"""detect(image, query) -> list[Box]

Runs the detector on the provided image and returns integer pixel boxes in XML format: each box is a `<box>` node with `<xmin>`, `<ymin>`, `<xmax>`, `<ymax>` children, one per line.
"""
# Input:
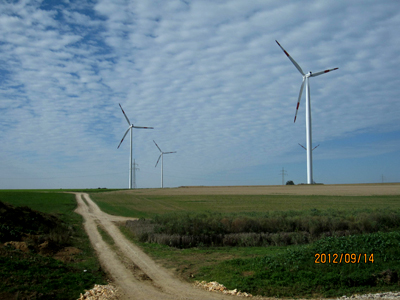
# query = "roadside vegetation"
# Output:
<box><xmin>126</xmin><ymin>209</ymin><xmax>400</xmax><ymax>248</ymax></box>
<box><xmin>0</xmin><ymin>191</ymin><xmax>109</xmax><ymax>300</ymax></box>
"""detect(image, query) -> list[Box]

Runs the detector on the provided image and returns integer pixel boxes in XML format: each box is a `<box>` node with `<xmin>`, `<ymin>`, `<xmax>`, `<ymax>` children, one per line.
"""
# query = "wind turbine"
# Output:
<box><xmin>117</xmin><ymin>103</ymin><xmax>153</xmax><ymax>189</ymax></box>
<box><xmin>153</xmin><ymin>140</ymin><xmax>176</xmax><ymax>188</ymax></box>
<box><xmin>276</xmin><ymin>40</ymin><xmax>338</xmax><ymax>184</ymax></box>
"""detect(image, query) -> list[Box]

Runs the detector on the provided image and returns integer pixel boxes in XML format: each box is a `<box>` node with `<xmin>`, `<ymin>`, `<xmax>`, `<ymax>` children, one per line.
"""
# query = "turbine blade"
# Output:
<box><xmin>310</xmin><ymin>67</ymin><xmax>338</xmax><ymax>77</ymax></box>
<box><xmin>312</xmin><ymin>144</ymin><xmax>320</xmax><ymax>151</ymax></box>
<box><xmin>164</xmin><ymin>151</ymin><xmax>176</xmax><ymax>154</ymax></box>
<box><xmin>119</xmin><ymin>103</ymin><xmax>131</xmax><ymax>125</ymax></box>
<box><xmin>153</xmin><ymin>140</ymin><xmax>162</xmax><ymax>152</ymax></box>
<box><xmin>298</xmin><ymin>143</ymin><xmax>307</xmax><ymax>150</ymax></box>
<box><xmin>155</xmin><ymin>154</ymin><xmax>162</xmax><ymax>167</ymax></box>
<box><xmin>276</xmin><ymin>40</ymin><xmax>305</xmax><ymax>76</ymax></box>
<box><xmin>117</xmin><ymin>127</ymin><xmax>130</xmax><ymax>149</ymax></box>
<box><xmin>133</xmin><ymin>126</ymin><xmax>154</xmax><ymax>129</ymax></box>
<box><xmin>294</xmin><ymin>77</ymin><xmax>305</xmax><ymax>123</ymax></box>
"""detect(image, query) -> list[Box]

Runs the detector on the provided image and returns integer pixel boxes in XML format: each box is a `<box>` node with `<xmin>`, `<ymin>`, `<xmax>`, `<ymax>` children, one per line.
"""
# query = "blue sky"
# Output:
<box><xmin>1</xmin><ymin>0</ymin><xmax>399</xmax><ymax>189</ymax></box>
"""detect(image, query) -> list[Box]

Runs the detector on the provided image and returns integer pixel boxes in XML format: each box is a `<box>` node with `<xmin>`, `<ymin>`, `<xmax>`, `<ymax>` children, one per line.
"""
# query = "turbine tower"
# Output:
<box><xmin>276</xmin><ymin>40</ymin><xmax>338</xmax><ymax>184</ymax></box>
<box><xmin>117</xmin><ymin>103</ymin><xmax>153</xmax><ymax>189</ymax></box>
<box><xmin>153</xmin><ymin>140</ymin><xmax>176</xmax><ymax>188</ymax></box>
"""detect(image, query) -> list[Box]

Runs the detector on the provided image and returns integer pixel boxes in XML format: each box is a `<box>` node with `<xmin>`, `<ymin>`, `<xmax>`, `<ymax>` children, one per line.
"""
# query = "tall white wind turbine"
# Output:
<box><xmin>117</xmin><ymin>103</ymin><xmax>153</xmax><ymax>189</ymax></box>
<box><xmin>276</xmin><ymin>40</ymin><xmax>338</xmax><ymax>184</ymax></box>
<box><xmin>153</xmin><ymin>140</ymin><xmax>176</xmax><ymax>188</ymax></box>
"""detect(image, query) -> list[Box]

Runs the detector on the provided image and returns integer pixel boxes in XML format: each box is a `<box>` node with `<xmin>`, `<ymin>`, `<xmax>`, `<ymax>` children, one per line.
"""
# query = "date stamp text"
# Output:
<box><xmin>315</xmin><ymin>253</ymin><xmax>374</xmax><ymax>264</ymax></box>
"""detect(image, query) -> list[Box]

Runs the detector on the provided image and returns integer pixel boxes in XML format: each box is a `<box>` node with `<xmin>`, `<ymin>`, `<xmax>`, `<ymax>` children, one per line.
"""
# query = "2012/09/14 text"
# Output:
<box><xmin>315</xmin><ymin>253</ymin><xmax>374</xmax><ymax>264</ymax></box>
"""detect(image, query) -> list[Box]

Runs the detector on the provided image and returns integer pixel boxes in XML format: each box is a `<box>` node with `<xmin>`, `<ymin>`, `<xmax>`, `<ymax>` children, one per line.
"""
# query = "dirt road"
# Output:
<box><xmin>74</xmin><ymin>193</ymin><xmax>269</xmax><ymax>300</ymax></box>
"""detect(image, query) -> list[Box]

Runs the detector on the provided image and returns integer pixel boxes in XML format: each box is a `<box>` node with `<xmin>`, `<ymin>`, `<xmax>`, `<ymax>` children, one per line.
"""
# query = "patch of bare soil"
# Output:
<box><xmin>54</xmin><ymin>246</ymin><xmax>82</xmax><ymax>263</ymax></box>
<box><xmin>112</xmin><ymin>183</ymin><xmax>400</xmax><ymax>196</ymax></box>
<box><xmin>74</xmin><ymin>193</ymin><xmax>283</xmax><ymax>300</ymax></box>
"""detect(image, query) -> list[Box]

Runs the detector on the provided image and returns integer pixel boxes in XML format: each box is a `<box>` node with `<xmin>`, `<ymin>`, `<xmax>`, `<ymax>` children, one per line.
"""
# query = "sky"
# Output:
<box><xmin>1</xmin><ymin>0</ymin><xmax>400</xmax><ymax>189</ymax></box>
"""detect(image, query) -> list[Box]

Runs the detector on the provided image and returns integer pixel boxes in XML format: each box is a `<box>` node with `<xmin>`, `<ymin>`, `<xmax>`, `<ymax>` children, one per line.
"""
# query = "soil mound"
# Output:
<box><xmin>0</xmin><ymin>200</ymin><xmax>75</xmax><ymax>258</ymax></box>
<box><xmin>0</xmin><ymin>201</ymin><xmax>65</xmax><ymax>241</ymax></box>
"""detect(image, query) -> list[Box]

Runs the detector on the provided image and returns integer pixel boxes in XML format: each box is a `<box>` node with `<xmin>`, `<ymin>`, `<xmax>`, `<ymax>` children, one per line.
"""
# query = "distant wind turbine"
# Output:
<box><xmin>276</xmin><ymin>40</ymin><xmax>338</xmax><ymax>184</ymax></box>
<box><xmin>153</xmin><ymin>140</ymin><xmax>176</xmax><ymax>188</ymax></box>
<box><xmin>298</xmin><ymin>143</ymin><xmax>319</xmax><ymax>151</ymax></box>
<box><xmin>117</xmin><ymin>103</ymin><xmax>153</xmax><ymax>189</ymax></box>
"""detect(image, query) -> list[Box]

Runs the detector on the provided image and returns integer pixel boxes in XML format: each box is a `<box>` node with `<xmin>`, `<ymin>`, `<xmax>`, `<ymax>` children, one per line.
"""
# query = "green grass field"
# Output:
<box><xmin>90</xmin><ymin>192</ymin><xmax>400</xmax><ymax>218</ymax></box>
<box><xmin>0</xmin><ymin>190</ymin><xmax>75</xmax><ymax>215</ymax></box>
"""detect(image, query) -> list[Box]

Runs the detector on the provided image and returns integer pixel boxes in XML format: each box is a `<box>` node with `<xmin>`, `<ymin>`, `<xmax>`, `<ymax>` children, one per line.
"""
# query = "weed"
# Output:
<box><xmin>97</xmin><ymin>224</ymin><xmax>115</xmax><ymax>246</ymax></box>
<box><xmin>126</xmin><ymin>209</ymin><xmax>400</xmax><ymax>248</ymax></box>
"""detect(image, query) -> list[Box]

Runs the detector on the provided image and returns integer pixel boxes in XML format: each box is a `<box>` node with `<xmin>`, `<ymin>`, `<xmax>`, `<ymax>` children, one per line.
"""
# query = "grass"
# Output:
<box><xmin>0</xmin><ymin>190</ymin><xmax>108</xmax><ymax>299</ymax></box>
<box><xmin>195</xmin><ymin>232</ymin><xmax>400</xmax><ymax>298</ymax></box>
<box><xmin>0</xmin><ymin>191</ymin><xmax>76</xmax><ymax>215</ymax></box>
<box><xmin>97</xmin><ymin>224</ymin><xmax>115</xmax><ymax>246</ymax></box>
<box><xmin>89</xmin><ymin>192</ymin><xmax>400</xmax><ymax>218</ymax></box>
<box><xmin>0</xmin><ymin>249</ymin><xmax>103</xmax><ymax>299</ymax></box>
